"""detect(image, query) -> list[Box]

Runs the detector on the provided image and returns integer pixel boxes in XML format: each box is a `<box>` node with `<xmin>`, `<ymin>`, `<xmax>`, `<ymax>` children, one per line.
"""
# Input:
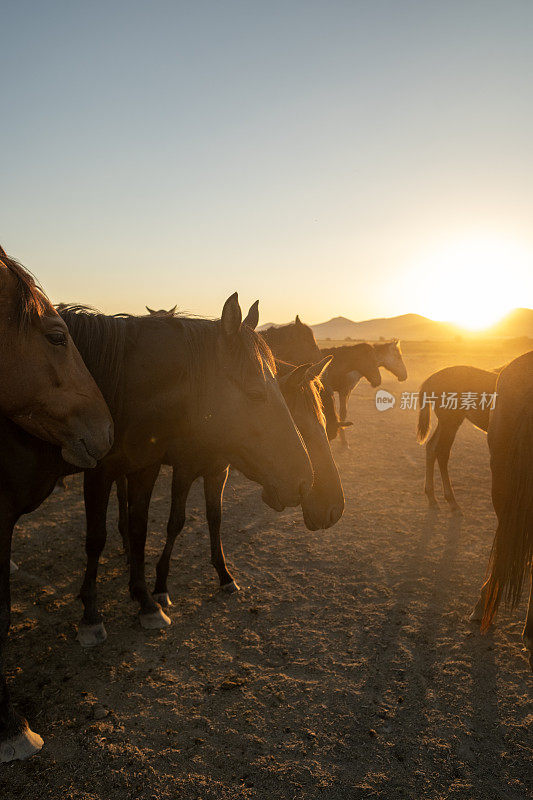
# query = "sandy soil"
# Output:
<box><xmin>2</xmin><ymin>343</ymin><xmax>532</xmax><ymax>799</ymax></box>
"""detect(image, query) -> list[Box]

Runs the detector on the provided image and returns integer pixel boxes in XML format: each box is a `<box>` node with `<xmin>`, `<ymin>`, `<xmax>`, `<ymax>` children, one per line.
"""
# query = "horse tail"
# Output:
<box><xmin>482</xmin><ymin>406</ymin><xmax>533</xmax><ymax>630</ymax></box>
<box><xmin>417</xmin><ymin>379</ymin><xmax>432</xmax><ymax>443</ymax></box>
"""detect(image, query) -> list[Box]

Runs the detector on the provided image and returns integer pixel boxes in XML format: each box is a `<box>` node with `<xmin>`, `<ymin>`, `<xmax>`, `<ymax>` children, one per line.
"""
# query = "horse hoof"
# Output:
<box><xmin>152</xmin><ymin>592</ymin><xmax>172</xmax><ymax>608</ymax></box>
<box><xmin>468</xmin><ymin>608</ymin><xmax>483</xmax><ymax>624</ymax></box>
<box><xmin>0</xmin><ymin>727</ymin><xmax>44</xmax><ymax>762</ymax></box>
<box><xmin>77</xmin><ymin>621</ymin><xmax>107</xmax><ymax>647</ymax></box>
<box><xmin>9</xmin><ymin>560</ymin><xmax>18</xmax><ymax>574</ymax></box>
<box><xmin>221</xmin><ymin>580</ymin><xmax>240</xmax><ymax>593</ymax></box>
<box><xmin>139</xmin><ymin>606</ymin><xmax>171</xmax><ymax>629</ymax></box>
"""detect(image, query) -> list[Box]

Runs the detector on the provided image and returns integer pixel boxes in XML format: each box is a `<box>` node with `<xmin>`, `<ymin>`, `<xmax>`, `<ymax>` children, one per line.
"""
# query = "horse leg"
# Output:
<box><xmin>127</xmin><ymin>464</ymin><xmax>171</xmax><ymax>629</ymax></box>
<box><xmin>435</xmin><ymin>418</ymin><xmax>462</xmax><ymax>511</ymax></box>
<box><xmin>115</xmin><ymin>475</ymin><xmax>129</xmax><ymax>559</ymax></box>
<box><xmin>204</xmin><ymin>468</ymin><xmax>238</xmax><ymax>591</ymax></box>
<box><xmin>522</xmin><ymin>566</ymin><xmax>533</xmax><ymax>669</ymax></box>
<box><xmin>424</xmin><ymin>423</ymin><xmax>440</xmax><ymax>507</ymax></box>
<box><xmin>338</xmin><ymin>392</ymin><xmax>350</xmax><ymax>448</ymax></box>
<box><xmin>0</xmin><ymin>513</ymin><xmax>43</xmax><ymax>762</ymax></box>
<box><xmin>153</xmin><ymin>468</ymin><xmax>193</xmax><ymax>608</ymax></box>
<box><xmin>77</xmin><ymin>468</ymin><xmax>113</xmax><ymax>647</ymax></box>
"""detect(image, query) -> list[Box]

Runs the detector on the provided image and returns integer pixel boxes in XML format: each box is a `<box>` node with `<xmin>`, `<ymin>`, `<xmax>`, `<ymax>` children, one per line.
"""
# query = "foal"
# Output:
<box><xmin>417</xmin><ymin>365</ymin><xmax>499</xmax><ymax>510</ymax></box>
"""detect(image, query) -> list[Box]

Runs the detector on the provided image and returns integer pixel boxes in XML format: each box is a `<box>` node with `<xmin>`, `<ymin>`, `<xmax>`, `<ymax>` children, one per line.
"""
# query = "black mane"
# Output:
<box><xmin>58</xmin><ymin>305</ymin><xmax>276</xmax><ymax>417</ymax></box>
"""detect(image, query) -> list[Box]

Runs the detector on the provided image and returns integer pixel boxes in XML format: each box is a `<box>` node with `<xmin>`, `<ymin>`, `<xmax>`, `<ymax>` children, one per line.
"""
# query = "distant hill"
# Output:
<box><xmin>259</xmin><ymin>308</ymin><xmax>533</xmax><ymax>341</ymax></box>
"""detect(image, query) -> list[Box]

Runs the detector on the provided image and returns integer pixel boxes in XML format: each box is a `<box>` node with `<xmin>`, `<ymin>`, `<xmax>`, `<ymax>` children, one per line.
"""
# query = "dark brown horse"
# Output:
<box><xmin>261</xmin><ymin>315</ymin><xmax>321</xmax><ymax>364</ymax></box>
<box><xmin>0</xmin><ymin>247</ymin><xmax>112</xmax><ymax>466</ymax></box>
<box><xmin>319</xmin><ymin>342</ymin><xmax>386</xmax><ymax>446</ymax></box>
<box><xmin>468</xmin><ymin>351</ymin><xmax>533</xmax><ymax>669</ymax></box>
<box><xmin>417</xmin><ymin>366</ymin><xmax>499</xmax><ymax>510</ymax></box>
<box><xmin>116</xmin><ymin>348</ymin><xmax>345</xmax><ymax>612</ymax></box>
<box><xmin>260</xmin><ymin>313</ymin><xmax>352</xmax><ymax>439</ymax></box>
<box><xmin>0</xmin><ymin>294</ymin><xmax>312</xmax><ymax>762</ymax></box>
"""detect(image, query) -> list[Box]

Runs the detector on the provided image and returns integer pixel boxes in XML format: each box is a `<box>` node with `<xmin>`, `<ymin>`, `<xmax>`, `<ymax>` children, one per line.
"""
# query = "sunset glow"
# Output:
<box><xmin>405</xmin><ymin>235</ymin><xmax>533</xmax><ymax>330</ymax></box>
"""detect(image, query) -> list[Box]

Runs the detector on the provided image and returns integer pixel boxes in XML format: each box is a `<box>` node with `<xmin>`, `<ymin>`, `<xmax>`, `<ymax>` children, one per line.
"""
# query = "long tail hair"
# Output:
<box><xmin>417</xmin><ymin>379</ymin><xmax>432</xmax><ymax>443</ymax></box>
<box><xmin>482</xmin><ymin>406</ymin><xmax>533</xmax><ymax>630</ymax></box>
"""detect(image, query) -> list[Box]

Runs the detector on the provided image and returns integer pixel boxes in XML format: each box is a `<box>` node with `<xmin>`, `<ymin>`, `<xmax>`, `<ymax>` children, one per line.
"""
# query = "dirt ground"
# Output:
<box><xmin>3</xmin><ymin>341</ymin><xmax>532</xmax><ymax>799</ymax></box>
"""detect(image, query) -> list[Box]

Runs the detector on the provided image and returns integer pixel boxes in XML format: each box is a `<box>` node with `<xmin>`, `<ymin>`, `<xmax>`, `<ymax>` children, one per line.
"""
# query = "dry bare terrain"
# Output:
<box><xmin>3</xmin><ymin>341</ymin><xmax>532</xmax><ymax>799</ymax></box>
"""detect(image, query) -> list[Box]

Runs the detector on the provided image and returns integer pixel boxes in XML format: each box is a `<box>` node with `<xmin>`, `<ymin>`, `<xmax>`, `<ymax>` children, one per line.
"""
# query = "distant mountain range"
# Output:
<box><xmin>258</xmin><ymin>308</ymin><xmax>533</xmax><ymax>341</ymax></box>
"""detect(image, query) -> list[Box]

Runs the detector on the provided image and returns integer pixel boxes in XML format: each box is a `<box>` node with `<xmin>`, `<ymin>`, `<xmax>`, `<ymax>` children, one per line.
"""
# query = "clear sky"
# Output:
<box><xmin>2</xmin><ymin>1</ymin><xmax>532</xmax><ymax>326</ymax></box>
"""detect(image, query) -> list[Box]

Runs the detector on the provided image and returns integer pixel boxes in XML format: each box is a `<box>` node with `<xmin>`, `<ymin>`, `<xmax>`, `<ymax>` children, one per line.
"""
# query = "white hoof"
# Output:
<box><xmin>139</xmin><ymin>606</ymin><xmax>171</xmax><ymax>629</ymax></box>
<box><xmin>152</xmin><ymin>592</ymin><xmax>172</xmax><ymax>608</ymax></box>
<box><xmin>0</xmin><ymin>727</ymin><xmax>44</xmax><ymax>762</ymax></box>
<box><xmin>77</xmin><ymin>621</ymin><xmax>107</xmax><ymax>647</ymax></box>
<box><xmin>221</xmin><ymin>580</ymin><xmax>240</xmax><ymax>593</ymax></box>
<box><xmin>468</xmin><ymin>607</ymin><xmax>483</xmax><ymax>623</ymax></box>
<box><xmin>9</xmin><ymin>560</ymin><xmax>18</xmax><ymax>574</ymax></box>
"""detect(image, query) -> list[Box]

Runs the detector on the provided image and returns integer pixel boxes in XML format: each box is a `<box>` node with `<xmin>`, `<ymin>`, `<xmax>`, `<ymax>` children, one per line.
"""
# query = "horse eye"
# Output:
<box><xmin>46</xmin><ymin>331</ymin><xmax>68</xmax><ymax>347</ymax></box>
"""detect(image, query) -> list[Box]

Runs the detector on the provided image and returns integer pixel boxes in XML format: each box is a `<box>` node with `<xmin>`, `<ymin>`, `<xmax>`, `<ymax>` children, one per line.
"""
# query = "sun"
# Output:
<box><xmin>405</xmin><ymin>235</ymin><xmax>533</xmax><ymax>330</ymax></box>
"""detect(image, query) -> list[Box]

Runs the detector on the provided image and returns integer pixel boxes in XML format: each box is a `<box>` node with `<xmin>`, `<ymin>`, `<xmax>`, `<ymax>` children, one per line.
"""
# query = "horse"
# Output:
<box><xmin>318</xmin><ymin>342</ymin><xmax>388</xmax><ymax>446</ymax></box>
<box><xmin>0</xmin><ymin>293</ymin><xmax>312</xmax><ymax>762</ymax></box>
<box><xmin>261</xmin><ymin>315</ymin><xmax>321</xmax><ymax>364</ymax></box>
<box><xmin>113</xmin><ymin>303</ymin><xmax>345</xmax><ymax>606</ymax></box>
<box><xmin>115</xmin><ymin>350</ymin><xmax>345</xmax><ymax>612</ymax></box>
<box><xmin>417</xmin><ymin>365</ymin><xmax>500</xmax><ymax>510</ymax></box>
<box><xmin>259</xmin><ymin>313</ymin><xmax>352</xmax><ymax>439</ymax></box>
<box><xmin>468</xmin><ymin>350</ymin><xmax>533</xmax><ymax>669</ymax></box>
<box><xmin>0</xmin><ymin>247</ymin><xmax>112</xmax><ymax>466</ymax></box>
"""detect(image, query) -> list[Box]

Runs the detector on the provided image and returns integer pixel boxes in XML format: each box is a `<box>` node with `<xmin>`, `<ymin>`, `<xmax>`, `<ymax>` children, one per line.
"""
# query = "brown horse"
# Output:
<box><xmin>0</xmin><ymin>247</ymin><xmax>112</xmax><ymax>466</ymax></box>
<box><xmin>117</xmin><ymin>349</ymin><xmax>345</xmax><ymax>611</ymax></box>
<box><xmin>0</xmin><ymin>294</ymin><xmax>312</xmax><ymax>762</ymax></box>
<box><xmin>65</xmin><ymin>295</ymin><xmax>313</xmax><ymax>645</ymax></box>
<box><xmin>417</xmin><ymin>366</ymin><xmax>499</xmax><ymax>510</ymax></box>
<box><xmin>468</xmin><ymin>351</ymin><xmax>533</xmax><ymax>669</ymax></box>
<box><xmin>260</xmin><ymin>313</ymin><xmax>352</xmax><ymax>439</ymax></box>
<box><xmin>319</xmin><ymin>342</ymin><xmax>387</xmax><ymax>446</ymax></box>
<box><xmin>261</xmin><ymin>315</ymin><xmax>321</xmax><ymax>364</ymax></box>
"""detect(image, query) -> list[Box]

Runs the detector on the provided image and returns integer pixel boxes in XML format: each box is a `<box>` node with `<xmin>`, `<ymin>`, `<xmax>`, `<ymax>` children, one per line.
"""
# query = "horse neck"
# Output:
<box><xmin>372</xmin><ymin>342</ymin><xmax>393</xmax><ymax>368</ymax></box>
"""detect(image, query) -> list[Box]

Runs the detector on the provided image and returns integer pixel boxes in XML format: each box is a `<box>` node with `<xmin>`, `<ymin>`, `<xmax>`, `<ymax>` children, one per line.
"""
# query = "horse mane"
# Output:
<box><xmin>322</xmin><ymin>342</ymin><xmax>371</xmax><ymax>355</ymax></box>
<box><xmin>275</xmin><ymin>359</ymin><xmax>325</xmax><ymax>427</ymax></box>
<box><xmin>57</xmin><ymin>305</ymin><xmax>137</xmax><ymax>416</ymax></box>
<box><xmin>374</xmin><ymin>339</ymin><xmax>402</xmax><ymax>353</ymax></box>
<box><xmin>0</xmin><ymin>246</ymin><xmax>52</xmax><ymax>330</ymax></box>
<box><xmin>58</xmin><ymin>304</ymin><xmax>277</xmax><ymax>417</ymax></box>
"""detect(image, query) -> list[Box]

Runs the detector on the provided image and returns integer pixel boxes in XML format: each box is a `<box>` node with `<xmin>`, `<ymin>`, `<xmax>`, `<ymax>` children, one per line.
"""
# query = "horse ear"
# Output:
<box><xmin>221</xmin><ymin>292</ymin><xmax>242</xmax><ymax>337</ymax></box>
<box><xmin>305</xmin><ymin>356</ymin><xmax>332</xmax><ymax>382</ymax></box>
<box><xmin>243</xmin><ymin>300</ymin><xmax>259</xmax><ymax>330</ymax></box>
<box><xmin>295</xmin><ymin>314</ymin><xmax>302</xmax><ymax>326</ymax></box>
<box><xmin>146</xmin><ymin>306</ymin><xmax>156</xmax><ymax>315</ymax></box>
<box><xmin>279</xmin><ymin>363</ymin><xmax>309</xmax><ymax>390</ymax></box>
<box><xmin>168</xmin><ymin>305</ymin><xmax>177</xmax><ymax>315</ymax></box>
